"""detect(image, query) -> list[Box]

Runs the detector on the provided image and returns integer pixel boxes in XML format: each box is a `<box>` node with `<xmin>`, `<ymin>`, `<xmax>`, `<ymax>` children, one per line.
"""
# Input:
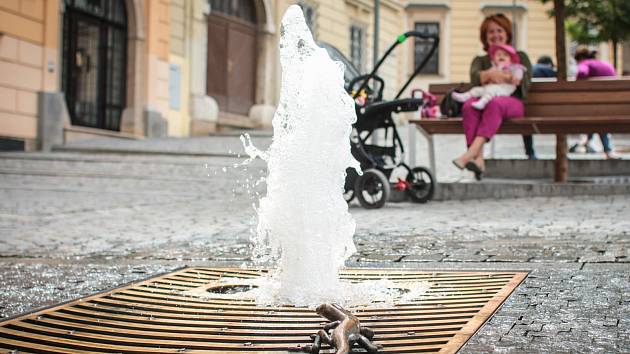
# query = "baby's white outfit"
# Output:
<box><xmin>453</xmin><ymin>63</ymin><xmax>526</xmax><ymax>110</ymax></box>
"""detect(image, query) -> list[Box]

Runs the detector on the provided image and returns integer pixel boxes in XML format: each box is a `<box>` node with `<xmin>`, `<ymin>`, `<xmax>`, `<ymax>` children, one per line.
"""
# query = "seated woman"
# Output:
<box><xmin>452</xmin><ymin>13</ymin><xmax>532</xmax><ymax>180</ymax></box>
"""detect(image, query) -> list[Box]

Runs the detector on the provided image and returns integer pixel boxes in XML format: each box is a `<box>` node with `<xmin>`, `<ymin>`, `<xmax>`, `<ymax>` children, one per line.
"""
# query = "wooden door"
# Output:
<box><xmin>207</xmin><ymin>14</ymin><xmax>256</xmax><ymax>116</ymax></box>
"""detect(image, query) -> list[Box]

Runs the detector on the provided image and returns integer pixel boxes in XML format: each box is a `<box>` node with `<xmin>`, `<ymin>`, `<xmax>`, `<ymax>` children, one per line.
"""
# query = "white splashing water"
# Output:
<box><xmin>240</xmin><ymin>6</ymin><xmax>428</xmax><ymax>307</ymax></box>
<box><xmin>241</xmin><ymin>5</ymin><xmax>360</xmax><ymax>306</ymax></box>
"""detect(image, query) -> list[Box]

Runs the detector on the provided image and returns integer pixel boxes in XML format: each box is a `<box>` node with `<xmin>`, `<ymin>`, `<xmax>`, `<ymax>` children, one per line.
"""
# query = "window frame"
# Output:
<box><xmin>298</xmin><ymin>1</ymin><xmax>318</xmax><ymax>38</ymax></box>
<box><xmin>209</xmin><ymin>0</ymin><xmax>257</xmax><ymax>25</ymax></box>
<box><xmin>349</xmin><ymin>24</ymin><xmax>366</xmax><ymax>73</ymax></box>
<box><xmin>62</xmin><ymin>0</ymin><xmax>128</xmax><ymax>131</ymax></box>
<box><xmin>413</xmin><ymin>21</ymin><xmax>440</xmax><ymax>75</ymax></box>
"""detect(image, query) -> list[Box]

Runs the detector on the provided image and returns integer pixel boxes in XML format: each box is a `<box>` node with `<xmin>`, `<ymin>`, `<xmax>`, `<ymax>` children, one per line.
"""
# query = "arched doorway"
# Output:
<box><xmin>62</xmin><ymin>0</ymin><xmax>128</xmax><ymax>131</ymax></box>
<box><xmin>207</xmin><ymin>0</ymin><xmax>257</xmax><ymax>116</ymax></box>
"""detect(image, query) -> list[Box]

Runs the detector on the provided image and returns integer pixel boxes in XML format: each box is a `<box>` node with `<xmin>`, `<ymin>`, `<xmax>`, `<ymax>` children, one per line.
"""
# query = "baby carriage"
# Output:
<box><xmin>342</xmin><ymin>31</ymin><xmax>439</xmax><ymax>209</ymax></box>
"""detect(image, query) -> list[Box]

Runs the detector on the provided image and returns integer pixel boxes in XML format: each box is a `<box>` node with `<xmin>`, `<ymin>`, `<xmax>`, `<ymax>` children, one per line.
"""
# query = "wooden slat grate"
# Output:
<box><xmin>0</xmin><ymin>268</ymin><xmax>527</xmax><ymax>353</ymax></box>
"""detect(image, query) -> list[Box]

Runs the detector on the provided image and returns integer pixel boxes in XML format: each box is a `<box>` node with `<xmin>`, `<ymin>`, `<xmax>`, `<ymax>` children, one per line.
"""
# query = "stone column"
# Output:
<box><xmin>37</xmin><ymin>92</ymin><xmax>69</xmax><ymax>151</ymax></box>
<box><xmin>248</xmin><ymin>0</ymin><xmax>277</xmax><ymax>128</ymax></box>
<box><xmin>188</xmin><ymin>0</ymin><xmax>219</xmax><ymax>135</ymax></box>
<box><xmin>120</xmin><ymin>0</ymin><xmax>148</xmax><ymax>137</ymax></box>
<box><xmin>249</xmin><ymin>28</ymin><xmax>276</xmax><ymax>128</ymax></box>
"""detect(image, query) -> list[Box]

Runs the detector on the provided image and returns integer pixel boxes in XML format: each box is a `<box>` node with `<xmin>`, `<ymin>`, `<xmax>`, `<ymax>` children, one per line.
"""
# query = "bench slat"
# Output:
<box><xmin>525</xmin><ymin>103</ymin><xmax>630</xmax><ymax>117</ymax></box>
<box><xmin>525</xmin><ymin>78</ymin><xmax>630</xmax><ymax>92</ymax></box>
<box><xmin>526</xmin><ymin>91</ymin><xmax>630</xmax><ymax>104</ymax></box>
<box><xmin>427</xmin><ymin>79</ymin><xmax>630</xmax><ymax>96</ymax></box>
<box><xmin>411</xmin><ymin>116</ymin><xmax>630</xmax><ymax>135</ymax></box>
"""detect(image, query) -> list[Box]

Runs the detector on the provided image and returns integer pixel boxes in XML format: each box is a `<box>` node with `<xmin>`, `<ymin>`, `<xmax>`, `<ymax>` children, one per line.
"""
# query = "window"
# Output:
<box><xmin>350</xmin><ymin>25</ymin><xmax>365</xmax><ymax>73</ymax></box>
<box><xmin>298</xmin><ymin>2</ymin><xmax>317</xmax><ymax>38</ymax></box>
<box><xmin>414</xmin><ymin>22</ymin><xmax>439</xmax><ymax>75</ymax></box>
<box><xmin>209</xmin><ymin>0</ymin><xmax>256</xmax><ymax>23</ymax></box>
<box><xmin>62</xmin><ymin>0</ymin><xmax>127</xmax><ymax>131</ymax></box>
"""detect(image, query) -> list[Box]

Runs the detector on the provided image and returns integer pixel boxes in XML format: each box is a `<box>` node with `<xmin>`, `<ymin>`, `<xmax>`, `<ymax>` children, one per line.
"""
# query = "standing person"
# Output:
<box><xmin>452</xmin><ymin>13</ymin><xmax>532</xmax><ymax>180</ymax></box>
<box><xmin>570</xmin><ymin>47</ymin><xmax>619</xmax><ymax>159</ymax></box>
<box><xmin>522</xmin><ymin>55</ymin><xmax>558</xmax><ymax>160</ymax></box>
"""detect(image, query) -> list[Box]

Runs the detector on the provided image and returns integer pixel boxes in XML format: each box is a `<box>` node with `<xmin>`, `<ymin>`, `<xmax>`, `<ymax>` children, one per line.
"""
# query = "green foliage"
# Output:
<box><xmin>565</xmin><ymin>20</ymin><xmax>597</xmax><ymax>45</ymax></box>
<box><xmin>541</xmin><ymin>0</ymin><xmax>630</xmax><ymax>44</ymax></box>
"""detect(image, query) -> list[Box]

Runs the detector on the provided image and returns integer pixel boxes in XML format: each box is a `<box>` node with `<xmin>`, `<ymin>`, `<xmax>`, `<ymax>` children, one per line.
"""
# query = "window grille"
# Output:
<box><xmin>350</xmin><ymin>25</ymin><xmax>365</xmax><ymax>73</ymax></box>
<box><xmin>414</xmin><ymin>22</ymin><xmax>439</xmax><ymax>75</ymax></box>
<box><xmin>62</xmin><ymin>0</ymin><xmax>127</xmax><ymax>131</ymax></box>
<box><xmin>209</xmin><ymin>0</ymin><xmax>256</xmax><ymax>24</ymax></box>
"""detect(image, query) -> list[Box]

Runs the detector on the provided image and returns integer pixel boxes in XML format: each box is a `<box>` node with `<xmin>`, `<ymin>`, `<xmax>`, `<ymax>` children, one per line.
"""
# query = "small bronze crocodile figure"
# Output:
<box><xmin>290</xmin><ymin>303</ymin><xmax>381</xmax><ymax>354</ymax></box>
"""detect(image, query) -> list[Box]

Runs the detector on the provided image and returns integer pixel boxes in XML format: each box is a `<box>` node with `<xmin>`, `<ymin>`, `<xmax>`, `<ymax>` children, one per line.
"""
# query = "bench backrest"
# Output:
<box><xmin>428</xmin><ymin>79</ymin><xmax>630</xmax><ymax>117</ymax></box>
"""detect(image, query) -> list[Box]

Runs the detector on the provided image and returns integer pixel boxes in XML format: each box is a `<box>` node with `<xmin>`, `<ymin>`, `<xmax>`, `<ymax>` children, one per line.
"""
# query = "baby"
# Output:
<box><xmin>452</xmin><ymin>44</ymin><xmax>526</xmax><ymax>110</ymax></box>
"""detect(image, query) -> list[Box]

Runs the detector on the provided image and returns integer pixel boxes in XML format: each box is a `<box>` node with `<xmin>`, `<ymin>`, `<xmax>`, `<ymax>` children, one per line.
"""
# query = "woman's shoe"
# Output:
<box><xmin>465</xmin><ymin>161</ymin><xmax>484</xmax><ymax>181</ymax></box>
<box><xmin>452</xmin><ymin>159</ymin><xmax>465</xmax><ymax>170</ymax></box>
<box><xmin>605</xmin><ymin>152</ymin><xmax>621</xmax><ymax>160</ymax></box>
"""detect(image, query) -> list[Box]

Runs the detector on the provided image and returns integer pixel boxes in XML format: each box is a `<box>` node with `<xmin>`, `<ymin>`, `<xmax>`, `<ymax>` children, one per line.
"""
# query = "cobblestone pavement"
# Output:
<box><xmin>0</xmin><ymin>151</ymin><xmax>628</xmax><ymax>353</ymax></box>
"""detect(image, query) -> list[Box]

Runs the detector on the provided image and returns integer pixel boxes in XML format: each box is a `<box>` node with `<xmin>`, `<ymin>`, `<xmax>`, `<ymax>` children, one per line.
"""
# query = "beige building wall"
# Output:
<box><xmin>526</xmin><ymin>0</ymin><xmax>556</xmax><ymax>66</ymax></box>
<box><xmin>270</xmin><ymin>1</ymin><xmax>404</xmax><ymax>102</ymax></box>
<box><xmin>0</xmin><ymin>0</ymin><xmax>53</xmax><ymax>147</ymax></box>
<box><xmin>145</xmin><ymin>0</ymin><xmax>171</xmax><ymax>124</ymax></box>
<box><xmin>0</xmin><ymin>0</ymin><xmax>603</xmax><ymax>145</ymax></box>
<box><xmin>268</xmin><ymin>0</ymin><xmax>557</xmax><ymax>105</ymax></box>
<box><xmin>168</xmin><ymin>0</ymin><xmax>190</xmax><ymax>137</ymax></box>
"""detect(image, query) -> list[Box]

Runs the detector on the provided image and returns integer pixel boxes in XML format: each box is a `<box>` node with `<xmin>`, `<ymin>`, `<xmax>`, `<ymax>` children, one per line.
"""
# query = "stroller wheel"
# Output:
<box><xmin>344</xmin><ymin>167</ymin><xmax>359</xmax><ymax>203</ymax></box>
<box><xmin>406</xmin><ymin>166</ymin><xmax>435</xmax><ymax>203</ymax></box>
<box><xmin>354</xmin><ymin>169</ymin><xmax>390</xmax><ymax>209</ymax></box>
<box><xmin>343</xmin><ymin>188</ymin><xmax>355</xmax><ymax>203</ymax></box>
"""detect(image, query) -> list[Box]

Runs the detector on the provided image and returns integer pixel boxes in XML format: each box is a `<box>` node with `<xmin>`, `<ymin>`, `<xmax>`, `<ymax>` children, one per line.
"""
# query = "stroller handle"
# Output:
<box><xmin>352</xmin><ymin>32</ymin><xmax>439</xmax><ymax>100</ymax></box>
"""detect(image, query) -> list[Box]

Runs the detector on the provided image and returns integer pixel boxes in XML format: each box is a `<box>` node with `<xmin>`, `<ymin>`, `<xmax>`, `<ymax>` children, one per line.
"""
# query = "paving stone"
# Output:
<box><xmin>399</xmin><ymin>254</ymin><xmax>444</xmax><ymax>262</ymax></box>
<box><xmin>1</xmin><ymin>150</ymin><xmax>629</xmax><ymax>352</ymax></box>
<box><xmin>487</xmin><ymin>255</ymin><xmax>531</xmax><ymax>262</ymax></box>
<box><xmin>443</xmin><ymin>254</ymin><xmax>488</xmax><ymax>262</ymax></box>
<box><xmin>356</xmin><ymin>254</ymin><xmax>403</xmax><ymax>262</ymax></box>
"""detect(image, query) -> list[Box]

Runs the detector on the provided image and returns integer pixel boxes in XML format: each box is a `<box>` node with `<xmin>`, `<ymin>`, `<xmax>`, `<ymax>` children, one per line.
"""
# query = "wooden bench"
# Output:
<box><xmin>410</xmin><ymin>79</ymin><xmax>630</xmax><ymax>182</ymax></box>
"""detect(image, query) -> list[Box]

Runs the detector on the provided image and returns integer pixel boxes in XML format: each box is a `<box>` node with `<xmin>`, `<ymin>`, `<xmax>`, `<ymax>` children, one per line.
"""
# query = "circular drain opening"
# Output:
<box><xmin>390</xmin><ymin>287</ymin><xmax>411</xmax><ymax>295</ymax></box>
<box><xmin>207</xmin><ymin>285</ymin><xmax>258</xmax><ymax>294</ymax></box>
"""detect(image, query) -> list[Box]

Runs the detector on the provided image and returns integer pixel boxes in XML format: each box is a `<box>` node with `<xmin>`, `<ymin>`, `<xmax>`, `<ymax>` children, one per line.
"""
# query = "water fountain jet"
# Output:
<box><xmin>243</xmin><ymin>5</ymin><xmax>360</xmax><ymax>306</ymax></box>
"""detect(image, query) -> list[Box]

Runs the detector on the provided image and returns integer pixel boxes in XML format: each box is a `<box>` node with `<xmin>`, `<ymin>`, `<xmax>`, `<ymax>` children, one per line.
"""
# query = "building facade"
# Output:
<box><xmin>0</xmin><ymin>0</ymin><xmax>625</xmax><ymax>150</ymax></box>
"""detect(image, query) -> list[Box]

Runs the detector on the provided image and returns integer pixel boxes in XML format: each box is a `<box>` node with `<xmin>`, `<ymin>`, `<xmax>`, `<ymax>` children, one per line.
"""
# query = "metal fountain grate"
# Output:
<box><xmin>0</xmin><ymin>267</ymin><xmax>527</xmax><ymax>353</ymax></box>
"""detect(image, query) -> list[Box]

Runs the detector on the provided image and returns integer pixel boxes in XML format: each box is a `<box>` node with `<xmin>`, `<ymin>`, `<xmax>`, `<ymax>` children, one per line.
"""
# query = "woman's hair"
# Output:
<box><xmin>480</xmin><ymin>13</ymin><xmax>513</xmax><ymax>51</ymax></box>
<box><xmin>574</xmin><ymin>46</ymin><xmax>596</xmax><ymax>61</ymax></box>
<box><xmin>537</xmin><ymin>55</ymin><xmax>554</xmax><ymax>67</ymax></box>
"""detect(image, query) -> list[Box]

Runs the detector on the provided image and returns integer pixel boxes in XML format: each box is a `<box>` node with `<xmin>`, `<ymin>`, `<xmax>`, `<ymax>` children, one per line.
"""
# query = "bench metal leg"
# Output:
<box><xmin>415</xmin><ymin>126</ymin><xmax>436</xmax><ymax>178</ymax></box>
<box><xmin>555</xmin><ymin>134</ymin><xmax>568</xmax><ymax>182</ymax></box>
<box><xmin>408</xmin><ymin>124</ymin><xmax>416</xmax><ymax>167</ymax></box>
<box><xmin>428</xmin><ymin>134</ymin><xmax>436</xmax><ymax>178</ymax></box>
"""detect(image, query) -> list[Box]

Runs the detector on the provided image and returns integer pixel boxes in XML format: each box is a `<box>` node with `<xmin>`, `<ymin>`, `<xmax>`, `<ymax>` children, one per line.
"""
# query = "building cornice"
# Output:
<box><xmin>345</xmin><ymin>0</ymin><xmax>404</xmax><ymax>12</ymax></box>
<box><xmin>480</xmin><ymin>3</ymin><xmax>528</xmax><ymax>12</ymax></box>
<box><xmin>405</xmin><ymin>3</ymin><xmax>450</xmax><ymax>11</ymax></box>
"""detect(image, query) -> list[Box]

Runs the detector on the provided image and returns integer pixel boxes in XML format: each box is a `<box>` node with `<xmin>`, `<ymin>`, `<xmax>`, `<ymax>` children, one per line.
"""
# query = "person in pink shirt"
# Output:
<box><xmin>570</xmin><ymin>47</ymin><xmax>619</xmax><ymax>159</ymax></box>
<box><xmin>576</xmin><ymin>51</ymin><xmax>616</xmax><ymax>79</ymax></box>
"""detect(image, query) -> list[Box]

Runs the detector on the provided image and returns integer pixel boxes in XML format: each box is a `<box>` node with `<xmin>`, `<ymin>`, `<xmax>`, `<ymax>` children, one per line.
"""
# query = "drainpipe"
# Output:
<box><xmin>511</xmin><ymin>0</ymin><xmax>517</xmax><ymax>47</ymax></box>
<box><xmin>373</xmin><ymin>0</ymin><xmax>380</xmax><ymax>69</ymax></box>
<box><xmin>372</xmin><ymin>0</ymin><xmax>380</xmax><ymax>145</ymax></box>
